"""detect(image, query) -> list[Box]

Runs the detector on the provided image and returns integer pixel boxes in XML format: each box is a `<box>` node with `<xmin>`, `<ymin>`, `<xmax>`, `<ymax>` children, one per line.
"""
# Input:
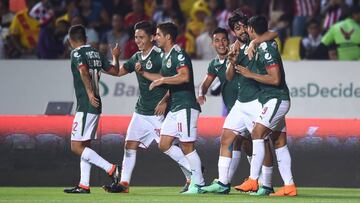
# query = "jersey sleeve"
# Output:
<box><xmin>100</xmin><ymin>53</ymin><xmax>112</xmax><ymax>71</ymax></box>
<box><xmin>123</xmin><ymin>54</ymin><xmax>137</xmax><ymax>73</ymax></box>
<box><xmin>262</xmin><ymin>44</ymin><xmax>281</xmax><ymax>69</ymax></box>
<box><xmin>72</xmin><ymin>51</ymin><xmax>88</xmax><ymax>69</ymax></box>
<box><xmin>321</xmin><ymin>26</ymin><xmax>335</xmax><ymax>46</ymax></box>
<box><xmin>207</xmin><ymin>61</ymin><xmax>217</xmax><ymax>76</ymax></box>
<box><xmin>175</xmin><ymin>52</ymin><xmax>189</xmax><ymax>72</ymax></box>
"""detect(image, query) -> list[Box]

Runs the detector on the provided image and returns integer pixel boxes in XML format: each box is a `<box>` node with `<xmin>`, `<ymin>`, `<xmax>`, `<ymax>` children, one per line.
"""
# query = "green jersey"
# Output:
<box><xmin>160</xmin><ymin>44</ymin><xmax>201</xmax><ymax>112</ymax></box>
<box><xmin>235</xmin><ymin>43</ymin><xmax>261</xmax><ymax>103</ymax></box>
<box><xmin>124</xmin><ymin>46</ymin><xmax>167</xmax><ymax>115</ymax></box>
<box><xmin>207</xmin><ymin>57</ymin><xmax>238</xmax><ymax>112</ymax></box>
<box><xmin>253</xmin><ymin>40</ymin><xmax>290</xmax><ymax>104</ymax></box>
<box><xmin>321</xmin><ymin>18</ymin><xmax>360</xmax><ymax>60</ymax></box>
<box><xmin>70</xmin><ymin>45</ymin><xmax>112</xmax><ymax>114</ymax></box>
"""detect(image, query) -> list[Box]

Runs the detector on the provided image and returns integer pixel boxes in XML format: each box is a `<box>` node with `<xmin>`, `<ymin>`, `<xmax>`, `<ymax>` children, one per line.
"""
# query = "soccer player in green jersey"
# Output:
<box><xmin>201</xmin><ymin>12</ymin><xmax>277</xmax><ymax>195</ymax></box>
<box><xmin>138</xmin><ymin>22</ymin><xmax>205</xmax><ymax>194</ymax></box>
<box><xmin>64</xmin><ymin>25</ymin><xmax>121</xmax><ymax>194</ymax></box>
<box><xmin>321</xmin><ymin>6</ymin><xmax>360</xmax><ymax>60</ymax></box>
<box><xmin>236</xmin><ymin>16</ymin><xmax>297</xmax><ymax>196</ymax></box>
<box><xmin>197</xmin><ymin>27</ymin><xmax>249</xmax><ymax>194</ymax></box>
<box><xmin>101</xmin><ymin>21</ymin><xmax>192</xmax><ymax>193</ymax></box>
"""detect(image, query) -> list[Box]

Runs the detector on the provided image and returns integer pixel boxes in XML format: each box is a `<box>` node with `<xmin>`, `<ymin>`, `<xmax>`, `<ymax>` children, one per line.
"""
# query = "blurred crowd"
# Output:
<box><xmin>0</xmin><ymin>0</ymin><xmax>359</xmax><ymax>60</ymax></box>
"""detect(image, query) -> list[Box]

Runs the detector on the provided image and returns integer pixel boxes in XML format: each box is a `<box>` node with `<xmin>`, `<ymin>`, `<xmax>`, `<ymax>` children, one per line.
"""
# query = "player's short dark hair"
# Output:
<box><xmin>134</xmin><ymin>21</ymin><xmax>156</xmax><ymax>36</ymax></box>
<box><xmin>228</xmin><ymin>10</ymin><xmax>248</xmax><ymax>31</ymax></box>
<box><xmin>68</xmin><ymin>24</ymin><xmax>86</xmax><ymax>42</ymax></box>
<box><xmin>157</xmin><ymin>22</ymin><xmax>178</xmax><ymax>43</ymax></box>
<box><xmin>248</xmin><ymin>15</ymin><xmax>268</xmax><ymax>35</ymax></box>
<box><xmin>212</xmin><ymin>27</ymin><xmax>229</xmax><ymax>40</ymax></box>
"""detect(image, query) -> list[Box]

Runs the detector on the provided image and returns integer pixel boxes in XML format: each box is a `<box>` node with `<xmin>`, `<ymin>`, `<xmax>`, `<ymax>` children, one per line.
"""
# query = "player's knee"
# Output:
<box><xmin>220</xmin><ymin>129</ymin><xmax>236</xmax><ymax>146</ymax></box>
<box><xmin>274</xmin><ymin>135</ymin><xmax>287</xmax><ymax>149</ymax></box>
<box><xmin>158</xmin><ymin>142</ymin><xmax>170</xmax><ymax>152</ymax></box>
<box><xmin>180</xmin><ymin>143</ymin><xmax>194</xmax><ymax>154</ymax></box>
<box><xmin>252</xmin><ymin>125</ymin><xmax>269</xmax><ymax>140</ymax></box>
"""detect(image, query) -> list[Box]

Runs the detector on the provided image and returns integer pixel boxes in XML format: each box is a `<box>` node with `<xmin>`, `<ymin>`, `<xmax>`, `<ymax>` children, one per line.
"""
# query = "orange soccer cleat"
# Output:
<box><xmin>270</xmin><ymin>184</ymin><xmax>297</xmax><ymax>196</ymax></box>
<box><xmin>234</xmin><ymin>178</ymin><xmax>258</xmax><ymax>192</ymax></box>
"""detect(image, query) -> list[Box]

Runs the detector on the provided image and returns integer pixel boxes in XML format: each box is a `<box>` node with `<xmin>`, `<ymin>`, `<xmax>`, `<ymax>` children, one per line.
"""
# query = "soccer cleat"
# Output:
<box><xmin>180</xmin><ymin>179</ymin><xmax>191</xmax><ymax>193</ymax></box>
<box><xmin>108</xmin><ymin>164</ymin><xmax>121</xmax><ymax>184</ymax></box>
<box><xmin>102</xmin><ymin>181</ymin><xmax>129</xmax><ymax>193</ymax></box>
<box><xmin>234</xmin><ymin>178</ymin><xmax>258</xmax><ymax>192</ymax></box>
<box><xmin>249</xmin><ymin>185</ymin><xmax>274</xmax><ymax>196</ymax></box>
<box><xmin>270</xmin><ymin>184</ymin><xmax>297</xmax><ymax>196</ymax></box>
<box><xmin>201</xmin><ymin>180</ymin><xmax>230</xmax><ymax>194</ymax></box>
<box><xmin>182</xmin><ymin>182</ymin><xmax>206</xmax><ymax>194</ymax></box>
<box><xmin>64</xmin><ymin>185</ymin><xmax>90</xmax><ymax>194</ymax></box>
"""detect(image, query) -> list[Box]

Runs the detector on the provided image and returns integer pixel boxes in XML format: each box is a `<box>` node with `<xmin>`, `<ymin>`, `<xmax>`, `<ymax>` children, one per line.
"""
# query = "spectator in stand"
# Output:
<box><xmin>300</xmin><ymin>19</ymin><xmax>328</xmax><ymax>59</ymax></box>
<box><xmin>171</xmin><ymin>13</ymin><xmax>196</xmax><ymax>57</ymax></box>
<box><xmin>78</xmin><ymin>0</ymin><xmax>110</xmax><ymax>33</ymax></box>
<box><xmin>64</xmin><ymin>15</ymin><xmax>99</xmax><ymax>49</ymax></box>
<box><xmin>292</xmin><ymin>0</ymin><xmax>320</xmax><ymax>36</ymax></box>
<box><xmin>123</xmin><ymin>25</ymin><xmax>138</xmax><ymax>59</ymax></box>
<box><xmin>187</xmin><ymin>0</ymin><xmax>211</xmax><ymax>38</ymax></box>
<box><xmin>6</xmin><ymin>0</ymin><xmax>39</xmax><ymax>58</ymax></box>
<box><xmin>217</xmin><ymin>0</ymin><xmax>238</xmax><ymax>31</ymax></box>
<box><xmin>99</xmin><ymin>13</ymin><xmax>129</xmax><ymax>59</ymax></box>
<box><xmin>152</xmin><ymin>0</ymin><xmax>183</xmax><ymax>24</ymax></box>
<box><xmin>124</xmin><ymin>0</ymin><xmax>150</xmax><ymax>29</ymax></box>
<box><xmin>1</xmin><ymin>0</ymin><xmax>15</xmax><ymax>31</ymax></box>
<box><xmin>321</xmin><ymin>0</ymin><xmax>350</xmax><ymax>32</ymax></box>
<box><xmin>56</xmin><ymin>0</ymin><xmax>78</xmax><ymax>25</ymax></box>
<box><xmin>208</xmin><ymin>0</ymin><xmax>225</xmax><ymax>19</ymax></box>
<box><xmin>196</xmin><ymin>16</ymin><xmax>217</xmax><ymax>59</ymax></box>
<box><xmin>102</xmin><ymin>0</ymin><xmax>131</xmax><ymax>18</ymax></box>
<box><xmin>29</xmin><ymin>0</ymin><xmax>66</xmax><ymax>26</ymax></box>
<box><xmin>321</xmin><ymin>5</ymin><xmax>360</xmax><ymax>60</ymax></box>
<box><xmin>1</xmin><ymin>0</ymin><xmax>15</xmax><ymax>58</ymax></box>
<box><xmin>271</xmin><ymin>13</ymin><xmax>292</xmax><ymax>46</ymax></box>
<box><xmin>37</xmin><ymin>18</ymin><xmax>69</xmax><ymax>59</ymax></box>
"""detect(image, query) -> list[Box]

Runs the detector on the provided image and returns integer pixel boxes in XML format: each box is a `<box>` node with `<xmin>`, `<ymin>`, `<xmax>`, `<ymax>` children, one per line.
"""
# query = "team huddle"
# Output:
<box><xmin>64</xmin><ymin>10</ymin><xmax>296</xmax><ymax>197</ymax></box>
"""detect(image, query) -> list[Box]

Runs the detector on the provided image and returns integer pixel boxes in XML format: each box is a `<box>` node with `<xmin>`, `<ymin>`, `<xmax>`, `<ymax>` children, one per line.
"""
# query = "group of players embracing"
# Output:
<box><xmin>63</xmin><ymin>8</ymin><xmax>296</xmax><ymax>197</ymax></box>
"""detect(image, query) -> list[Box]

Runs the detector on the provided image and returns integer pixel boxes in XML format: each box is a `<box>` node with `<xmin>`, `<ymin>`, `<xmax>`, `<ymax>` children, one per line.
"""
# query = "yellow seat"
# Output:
<box><xmin>281</xmin><ymin>37</ymin><xmax>301</xmax><ymax>60</ymax></box>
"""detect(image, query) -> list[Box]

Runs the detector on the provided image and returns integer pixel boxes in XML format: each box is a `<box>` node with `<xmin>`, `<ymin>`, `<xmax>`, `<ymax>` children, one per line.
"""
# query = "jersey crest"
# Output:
<box><xmin>166</xmin><ymin>58</ymin><xmax>172</xmax><ymax>68</ymax></box>
<box><xmin>146</xmin><ymin>60</ymin><xmax>153</xmax><ymax>70</ymax></box>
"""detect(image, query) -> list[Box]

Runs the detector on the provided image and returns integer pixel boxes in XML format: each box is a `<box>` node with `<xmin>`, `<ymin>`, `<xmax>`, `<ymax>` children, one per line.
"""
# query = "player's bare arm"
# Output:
<box><xmin>104</xmin><ymin>43</ymin><xmax>121</xmax><ymax>76</ymax></box>
<box><xmin>248</xmin><ymin>31</ymin><xmax>278</xmax><ymax>60</ymax></box>
<box><xmin>235</xmin><ymin>64</ymin><xmax>281</xmax><ymax>86</ymax></box>
<box><xmin>149</xmin><ymin>66</ymin><xmax>190</xmax><ymax>90</ymax></box>
<box><xmin>78</xmin><ymin>65</ymin><xmax>100</xmax><ymax>108</ymax></box>
<box><xmin>197</xmin><ymin>74</ymin><xmax>215</xmax><ymax>105</ymax></box>
<box><xmin>154</xmin><ymin>91</ymin><xmax>170</xmax><ymax>116</ymax></box>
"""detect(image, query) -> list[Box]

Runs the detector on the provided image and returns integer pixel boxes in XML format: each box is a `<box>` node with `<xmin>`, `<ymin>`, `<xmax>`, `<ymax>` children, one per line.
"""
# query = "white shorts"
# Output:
<box><xmin>256</xmin><ymin>99</ymin><xmax>290</xmax><ymax>131</ymax></box>
<box><xmin>223</xmin><ymin>100</ymin><xmax>262</xmax><ymax>137</ymax></box>
<box><xmin>160</xmin><ymin>108</ymin><xmax>199</xmax><ymax>142</ymax></box>
<box><xmin>71</xmin><ymin>112</ymin><xmax>99</xmax><ymax>141</ymax></box>
<box><xmin>126</xmin><ymin>112</ymin><xmax>163</xmax><ymax>148</ymax></box>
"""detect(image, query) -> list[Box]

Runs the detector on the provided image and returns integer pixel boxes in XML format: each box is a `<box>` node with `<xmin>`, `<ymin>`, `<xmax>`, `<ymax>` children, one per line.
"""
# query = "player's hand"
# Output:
<box><xmin>154</xmin><ymin>100</ymin><xmax>168</xmax><ymax>116</ymax></box>
<box><xmin>149</xmin><ymin>78</ymin><xmax>164</xmax><ymax>90</ymax></box>
<box><xmin>111</xmin><ymin>43</ymin><xmax>121</xmax><ymax>59</ymax></box>
<box><xmin>235</xmin><ymin>65</ymin><xmax>252</xmax><ymax>78</ymax></box>
<box><xmin>197</xmin><ymin>95</ymin><xmax>206</xmax><ymax>105</ymax></box>
<box><xmin>88</xmin><ymin>93</ymin><xmax>100</xmax><ymax>108</ymax></box>
<box><xmin>247</xmin><ymin>40</ymin><xmax>256</xmax><ymax>60</ymax></box>
<box><xmin>230</xmin><ymin>40</ymin><xmax>241</xmax><ymax>53</ymax></box>
<box><xmin>135</xmin><ymin>61</ymin><xmax>144</xmax><ymax>75</ymax></box>
<box><xmin>228</xmin><ymin>50</ymin><xmax>237</xmax><ymax>65</ymax></box>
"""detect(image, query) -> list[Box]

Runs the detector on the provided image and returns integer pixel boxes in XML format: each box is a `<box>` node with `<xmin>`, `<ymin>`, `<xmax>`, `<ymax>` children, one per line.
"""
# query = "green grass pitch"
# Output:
<box><xmin>0</xmin><ymin>187</ymin><xmax>359</xmax><ymax>203</ymax></box>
